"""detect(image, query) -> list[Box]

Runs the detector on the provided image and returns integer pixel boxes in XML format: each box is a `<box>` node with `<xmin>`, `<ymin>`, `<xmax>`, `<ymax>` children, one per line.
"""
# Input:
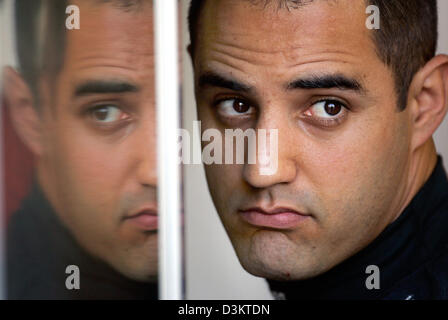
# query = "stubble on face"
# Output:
<box><xmin>194</xmin><ymin>0</ymin><xmax>413</xmax><ymax>280</ymax></box>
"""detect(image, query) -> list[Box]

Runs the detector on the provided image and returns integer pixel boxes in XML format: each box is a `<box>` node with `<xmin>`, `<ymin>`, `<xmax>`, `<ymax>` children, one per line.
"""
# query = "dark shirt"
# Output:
<box><xmin>268</xmin><ymin>157</ymin><xmax>448</xmax><ymax>300</ymax></box>
<box><xmin>7</xmin><ymin>182</ymin><xmax>158</xmax><ymax>300</ymax></box>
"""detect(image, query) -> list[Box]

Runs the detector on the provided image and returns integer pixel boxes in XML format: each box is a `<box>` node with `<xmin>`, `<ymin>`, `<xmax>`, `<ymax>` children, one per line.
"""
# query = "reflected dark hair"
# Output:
<box><xmin>14</xmin><ymin>0</ymin><xmax>146</xmax><ymax>108</ymax></box>
<box><xmin>15</xmin><ymin>0</ymin><xmax>67</xmax><ymax>107</ymax></box>
<box><xmin>188</xmin><ymin>0</ymin><xmax>439</xmax><ymax>110</ymax></box>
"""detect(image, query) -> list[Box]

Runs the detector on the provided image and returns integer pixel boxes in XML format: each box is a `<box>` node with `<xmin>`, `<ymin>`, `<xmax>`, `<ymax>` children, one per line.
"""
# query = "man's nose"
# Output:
<box><xmin>242</xmin><ymin>112</ymin><xmax>297</xmax><ymax>189</ymax></box>
<box><xmin>135</xmin><ymin>116</ymin><xmax>158</xmax><ymax>187</ymax></box>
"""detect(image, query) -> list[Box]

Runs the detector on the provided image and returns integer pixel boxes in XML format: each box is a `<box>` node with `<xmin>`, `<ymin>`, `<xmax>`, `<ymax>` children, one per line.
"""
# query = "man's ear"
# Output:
<box><xmin>2</xmin><ymin>66</ymin><xmax>43</xmax><ymax>156</ymax></box>
<box><xmin>407</xmin><ymin>54</ymin><xmax>448</xmax><ymax>151</ymax></box>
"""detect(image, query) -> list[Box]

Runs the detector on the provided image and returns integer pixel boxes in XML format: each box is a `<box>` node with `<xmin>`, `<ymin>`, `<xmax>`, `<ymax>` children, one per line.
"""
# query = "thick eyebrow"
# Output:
<box><xmin>287</xmin><ymin>74</ymin><xmax>365</xmax><ymax>93</ymax></box>
<box><xmin>198</xmin><ymin>72</ymin><xmax>252</xmax><ymax>93</ymax></box>
<box><xmin>74</xmin><ymin>80</ymin><xmax>140</xmax><ymax>97</ymax></box>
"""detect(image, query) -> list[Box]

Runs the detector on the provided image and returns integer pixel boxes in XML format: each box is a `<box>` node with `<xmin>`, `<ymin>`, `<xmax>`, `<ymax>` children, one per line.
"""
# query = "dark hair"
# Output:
<box><xmin>14</xmin><ymin>0</ymin><xmax>146</xmax><ymax>108</ymax></box>
<box><xmin>188</xmin><ymin>0</ymin><xmax>439</xmax><ymax>110</ymax></box>
<box><xmin>15</xmin><ymin>0</ymin><xmax>68</xmax><ymax>107</ymax></box>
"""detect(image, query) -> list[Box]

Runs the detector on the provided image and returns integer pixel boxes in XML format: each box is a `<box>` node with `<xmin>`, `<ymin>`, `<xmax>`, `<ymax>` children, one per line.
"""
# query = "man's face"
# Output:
<box><xmin>193</xmin><ymin>0</ymin><xmax>414</xmax><ymax>280</ymax></box>
<box><xmin>37</xmin><ymin>1</ymin><xmax>158</xmax><ymax>281</ymax></box>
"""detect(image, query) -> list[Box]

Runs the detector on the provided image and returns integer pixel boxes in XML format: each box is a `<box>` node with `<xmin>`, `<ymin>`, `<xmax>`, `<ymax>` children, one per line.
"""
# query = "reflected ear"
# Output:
<box><xmin>407</xmin><ymin>54</ymin><xmax>448</xmax><ymax>151</ymax></box>
<box><xmin>3</xmin><ymin>66</ymin><xmax>43</xmax><ymax>156</ymax></box>
<box><xmin>187</xmin><ymin>43</ymin><xmax>192</xmax><ymax>57</ymax></box>
<box><xmin>187</xmin><ymin>44</ymin><xmax>198</xmax><ymax>82</ymax></box>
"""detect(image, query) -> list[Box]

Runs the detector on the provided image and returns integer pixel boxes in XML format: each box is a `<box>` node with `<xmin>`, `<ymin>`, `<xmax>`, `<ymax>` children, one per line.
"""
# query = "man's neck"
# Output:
<box><xmin>391</xmin><ymin>139</ymin><xmax>438</xmax><ymax>223</ymax></box>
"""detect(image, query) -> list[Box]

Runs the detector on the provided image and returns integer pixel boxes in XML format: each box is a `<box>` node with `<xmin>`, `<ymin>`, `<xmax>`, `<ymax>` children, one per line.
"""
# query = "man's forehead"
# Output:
<box><xmin>71</xmin><ymin>0</ymin><xmax>148</xmax><ymax>11</ymax></box>
<box><xmin>64</xmin><ymin>0</ymin><xmax>155</xmax><ymax>67</ymax></box>
<box><xmin>194</xmin><ymin>0</ymin><xmax>380</xmax><ymax>85</ymax></box>
<box><xmin>70</xmin><ymin>0</ymin><xmax>153</xmax><ymax>33</ymax></box>
<box><xmin>198</xmin><ymin>0</ymin><xmax>371</xmax><ymax>54</ymax></box>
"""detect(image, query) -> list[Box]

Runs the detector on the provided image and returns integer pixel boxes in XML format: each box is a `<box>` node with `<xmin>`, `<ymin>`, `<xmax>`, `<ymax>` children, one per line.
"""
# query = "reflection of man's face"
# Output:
<box><xmin>37</xmin><ymin>1</ymin><xmax>157</xmax><ymax>281</ymax></box>
<box><xmin>193</xmin><ymin>0</ymin><xmax>415</xmax><ymax>281</ymax></box>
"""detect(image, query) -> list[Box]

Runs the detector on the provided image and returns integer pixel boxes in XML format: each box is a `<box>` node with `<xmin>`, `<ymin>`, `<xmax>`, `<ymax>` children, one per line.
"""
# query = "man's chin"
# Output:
<box><xmin>234</xmin><ymin>230</ymin><xmax>321</xmax><ymax>281</ymax></box>
<box><xmin>136</xmin><ymin>274</ymin><xmax>158</xmax><ymax>283</ymax></box>
<box><xmin>116</xmin><ymin>265</ymin><xmax>159</xmax><ymax>283</ymax></box>
<box><xmin>107</xmin><ymin>249</ymin><xmax>159</xmax><ymax>283</ymax></box>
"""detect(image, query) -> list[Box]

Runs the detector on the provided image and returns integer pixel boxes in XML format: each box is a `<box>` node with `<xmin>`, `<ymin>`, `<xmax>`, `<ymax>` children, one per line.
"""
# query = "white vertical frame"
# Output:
<box><xmin>0</xmin><ymin>0</ymin><xmax>15</xmax><ymax>301</ymax></box>
<box><xmin>0</xmin><ymin>0</ymin><xmax>6</xmax><ymax>301</ymax></box>
<box><xmin>155</xmin><ymin>0</ymin><xmax>182</xmax><ymax>300</ymax></box>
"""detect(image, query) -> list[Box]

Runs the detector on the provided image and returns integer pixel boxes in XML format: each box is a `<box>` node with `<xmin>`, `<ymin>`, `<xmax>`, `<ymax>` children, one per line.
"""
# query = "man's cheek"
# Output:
<box><xmin>206</xmin><ymin>163</ymin><xmax>238</xmax><ymax>193</ymax></box>
<box><xmin>305</xmin><ymin>145</ymin><xmax>362</xmax><ymax>194</ymax></box>
<box><xmin>313</xmin><ymin>125</ymin><xmax>392</xmax><ymax>188</ymax></box>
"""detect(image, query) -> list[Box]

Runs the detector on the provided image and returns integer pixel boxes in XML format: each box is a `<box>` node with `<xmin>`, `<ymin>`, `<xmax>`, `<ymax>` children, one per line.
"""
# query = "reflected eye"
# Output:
<box><xmin>216</xmin><ymin>99</ymin><xmax>254</xmax><ymax>117</ymax></box>
<box><xmin>90</xmin><ymin>105</ymin><xmax>126</xmax><ymax>123</ymax></box>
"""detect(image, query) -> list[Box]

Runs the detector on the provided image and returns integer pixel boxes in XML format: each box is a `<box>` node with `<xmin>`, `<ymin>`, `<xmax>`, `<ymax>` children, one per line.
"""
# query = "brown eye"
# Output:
<box><xmin>324</xmin><ymin>101</ymin><xmax>342</xmax><ymax>116</ymax></box>
<box><xmin>90</xmin><ymin>105</ymin><xmax>124</xmax><ymax>123</ymax></box>
<box><xmin>93</xmin><ymin>108</ymin><xmax>110</xmax><ymax>121</ymax></box>
<box><xmin>305</xmin><ymin>100</ymin><xmax>346</xmax><ymax>119</ymax></box>
<box><xmin>216</xmin><ymin>98</ymin><xmax>255</xmax><ymax>117</ymax></box>
<box><xmin>302</xmin><ymin>99</ymin><xmax>349</xmax><ymax>128</ymax></box>
<box><xmin>233</xmin><ymin>100</ymin><xmax>250</xmax><ymax>113</ymax></box>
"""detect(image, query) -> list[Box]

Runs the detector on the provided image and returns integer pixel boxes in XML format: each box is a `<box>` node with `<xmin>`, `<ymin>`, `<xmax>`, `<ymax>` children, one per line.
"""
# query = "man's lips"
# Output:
<box><xmin>238</xmin><ymin>206</ymin><xmax>310</xmax><ymax>230</ymax></box>
<box><xmin>124</xmin><ymin>209</ymin><xmax>158</xmax><ymax>231</ymax></box>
